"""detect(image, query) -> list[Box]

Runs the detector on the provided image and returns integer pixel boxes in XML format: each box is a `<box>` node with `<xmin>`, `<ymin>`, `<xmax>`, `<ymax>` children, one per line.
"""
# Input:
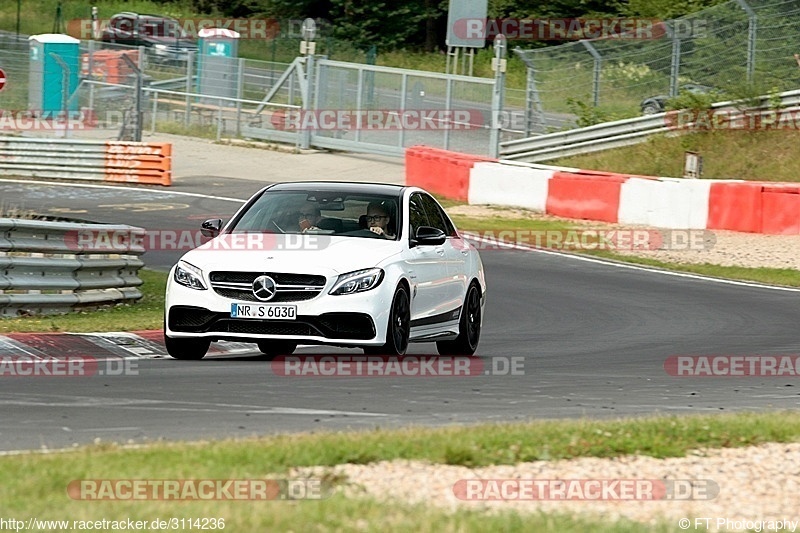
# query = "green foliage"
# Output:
<box><xmin>664</xmin><ymin>89</ymin><xmax>717</xmax><ymax>112</ymax></box>
<box><xmin>622</xmin><ymin>0</ymin><xmax>728</xmax><ymax>18</ymax></box>
<box><xmin>566</xmin><ymin>96</ymin><xmax>618</xmax><ymax>127</ymax></box>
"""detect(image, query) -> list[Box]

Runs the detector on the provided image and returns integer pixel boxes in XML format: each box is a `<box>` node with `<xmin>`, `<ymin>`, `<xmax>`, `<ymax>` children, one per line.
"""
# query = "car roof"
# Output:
<box><xmin>266</xmin><ymin>181</ymin><xmax>406</xmax><ymax>196</ymax></box>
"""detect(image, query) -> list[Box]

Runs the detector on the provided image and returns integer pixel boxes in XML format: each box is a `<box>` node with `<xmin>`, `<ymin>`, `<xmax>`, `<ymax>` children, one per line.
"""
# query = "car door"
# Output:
<box><xmin>419</xmin><ymin>193</ymin><xmax>466</xmax><ymax>312</ymax></box>
<box><xmin>405</xmin><ymin>192</ymin><xmax>450</xmax><ymax>323</ymax></box>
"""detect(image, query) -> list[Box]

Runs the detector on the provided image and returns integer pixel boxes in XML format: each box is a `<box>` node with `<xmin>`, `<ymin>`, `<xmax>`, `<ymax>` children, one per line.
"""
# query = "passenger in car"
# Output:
<box><xmin>299</xmin><ymin>205</ymin><xmax>322</xmax><ymax>232</ymax></box>
<box><xmin>365</xmin><ymin>201</ymin><xmax>395</xmax><ymax>238</ymax></box>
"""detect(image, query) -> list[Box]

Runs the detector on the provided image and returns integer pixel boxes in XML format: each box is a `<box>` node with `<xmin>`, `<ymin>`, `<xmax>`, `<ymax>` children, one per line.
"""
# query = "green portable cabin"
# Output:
<box><xmin>28</xmin><ymin>33</ymin><xmax>80</xmax><ymax>117</ymax></box>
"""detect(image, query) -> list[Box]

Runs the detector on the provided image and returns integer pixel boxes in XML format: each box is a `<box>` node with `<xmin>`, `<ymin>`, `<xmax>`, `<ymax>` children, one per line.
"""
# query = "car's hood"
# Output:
<box><xmin>179</xmin><ymin>234</ymin><xmax>402</xmax><ymax>275</ymax></box>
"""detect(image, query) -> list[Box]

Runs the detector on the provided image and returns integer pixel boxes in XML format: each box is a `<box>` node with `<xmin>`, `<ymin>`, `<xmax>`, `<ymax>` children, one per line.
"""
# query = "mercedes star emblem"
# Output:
<box><xmin>252</xmin><ymin>275</ymin><xmax>277</xmax><ymax>301</ymax></box>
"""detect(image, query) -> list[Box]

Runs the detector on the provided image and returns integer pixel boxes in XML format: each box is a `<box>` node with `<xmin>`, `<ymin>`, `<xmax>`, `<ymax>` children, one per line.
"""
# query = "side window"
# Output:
<box><xmin>408</xmin><ymin>193</ymin><xmax>429</xmax><ymax>240</ymax></box>
<box><xmin>419</xmin><ymin>194</ymin><xmax>449</xmax><ymax>235</ymax></box>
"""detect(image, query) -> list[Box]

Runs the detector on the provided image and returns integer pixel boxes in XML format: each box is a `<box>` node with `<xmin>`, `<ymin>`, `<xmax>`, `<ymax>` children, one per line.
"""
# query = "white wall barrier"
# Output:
<box><xmin>468</xmin><ymin>161</ymin><xmax>554</xmax><ymax>211</ymax></box>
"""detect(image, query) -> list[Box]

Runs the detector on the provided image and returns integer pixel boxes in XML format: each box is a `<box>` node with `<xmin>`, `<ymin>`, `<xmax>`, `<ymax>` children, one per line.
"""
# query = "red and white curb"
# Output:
<box><xmin>0</xmin><ymin>331</ymin><xmax>255</xmax><ymax>359</ymax></box>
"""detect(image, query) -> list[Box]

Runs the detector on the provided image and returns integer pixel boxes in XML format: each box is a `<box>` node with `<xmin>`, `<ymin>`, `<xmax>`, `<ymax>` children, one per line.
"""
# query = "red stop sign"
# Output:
<box><xmin>0</xmin><ymin>68</ymin><xmax>6</xmax><ymax>92</ymax></box>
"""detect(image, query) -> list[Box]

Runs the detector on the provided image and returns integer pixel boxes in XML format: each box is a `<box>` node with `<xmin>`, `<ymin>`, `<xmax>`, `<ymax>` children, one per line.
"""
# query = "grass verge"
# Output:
<box><xmin>0</xmin><ymin>269</ymin><xmax>166</xmax><ymax>334</ymax></box>
<box><xmin>552</xmin><ymin>130</ymin><xmax>800</xmax><ymax>182</ymax></box>
<box><xmin>2</xmin><ymin>412</ymin><xmax>798</xmax><ymax>529</ymax></box>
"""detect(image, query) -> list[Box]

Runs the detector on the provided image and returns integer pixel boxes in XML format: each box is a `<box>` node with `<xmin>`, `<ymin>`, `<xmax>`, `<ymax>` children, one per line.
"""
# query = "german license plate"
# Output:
<box><xmin>230</xmin><ymin>303</ymin><xmax>297</xmax><ymax>320</ymax></box>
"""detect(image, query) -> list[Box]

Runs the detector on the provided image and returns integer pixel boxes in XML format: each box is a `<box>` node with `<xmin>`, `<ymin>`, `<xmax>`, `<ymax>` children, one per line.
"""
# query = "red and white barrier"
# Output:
<box><xmin>405</xmin><ymin>146</ymin><xmax>800</xmax><ymax>235</ymax></box>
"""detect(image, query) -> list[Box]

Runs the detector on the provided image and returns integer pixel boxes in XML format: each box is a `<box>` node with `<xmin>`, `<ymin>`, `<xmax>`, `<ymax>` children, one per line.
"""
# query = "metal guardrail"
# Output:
<box><xmin>0</xmin><ymin>137</ymin><xmax>172</xmax><ymax>185</ymax></box>
<box><xmin>500</xmin><ymin>88</ymin><xmax>800</xmax><ymax>162</ymax></box>
<box><xmin>0</xmin><ymin>218</ymin><xmax>145</xmax><ymax>317</ymax></box>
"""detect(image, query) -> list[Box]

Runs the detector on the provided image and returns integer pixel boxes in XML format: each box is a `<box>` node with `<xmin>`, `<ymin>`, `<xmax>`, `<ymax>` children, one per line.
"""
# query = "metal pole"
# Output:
<box><xmin>236</xmin><ymin>57</ymin><xmax>244</xmax><ymax>137</ymax></box>
<box><xmin>580</xmin><ymin>40</ymin><xmax>601</xmax><ymax>107</ymax></box>
<box><xmin>217</xmin><ymin>98</ymin><xmax>223</xmax><ymax>142</ymax></box>
<box><xmin>300</xmin><ymin>53</ymin><xmax>315</xmax><ymax>149</ymax></box>
<box><xmin>489</xmin><ymin>35</ymin><xmax>507</xmax><ymax>159</ymax></box>
<box><xmin>747</xmin><ymin>16</ymin><xmax>757</xmax><ymax>82</ymax></box>
<box><xmin>734</xmin><ymin>0</ymin><xmax>757</xmax><ymax>83</ymax></box>
<box><xmin>670</xmin><ymin>37</ymin><xmax>681</xmax><ymax>97</ymax></box>
<box><xmin>49</xmin><ymin>53</ymin><xmax>70</xmax><ymax>138</ymax></box>
<box><xmin>151</xmin><ymin>92</ymin><xmax>158</xmax><ymax>133</ymax></box>
<box><xmin>399</xmin><ymin>72</ymin><xmax>407</xmax><ymax>150</ymax></box>
<box><xmin>444</xmin><ymin>77</ymin><xmax>452</xmax><ymax>150</ymax></box>
<box><xmin>354</xmin><ymin>68</ymin><xmax>363</xmax><ymax>143</ymax></box>
<box><xmin>185</xmin><ymin>51</ymin><xmax>194</xmax><ymax>128</ymax></box>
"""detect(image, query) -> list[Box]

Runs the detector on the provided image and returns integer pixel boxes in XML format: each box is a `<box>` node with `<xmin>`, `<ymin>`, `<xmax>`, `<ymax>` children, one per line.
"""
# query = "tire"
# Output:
<box><xmin>437</xmin><ymin>283</ymin><xmax>482</xmax><ymax>356</ymax></box>
<box><xmin>256</xmin><ymin>341</ymin><xmax>297</xmax><ymax>359</ymax></box>
<box><xmin>364</xmin><ymin>284</ymin><xmax>410</xmax><ymax>356</ymax></box>
<box><xmin>642</xmin><ymin>103</ymin><xmax>661</xmax><ymax>115</ymax></box>
<box><xmin>164</xmin><ymin>335</ymin><xmax>210</xmax><ymax>360</ymax></box>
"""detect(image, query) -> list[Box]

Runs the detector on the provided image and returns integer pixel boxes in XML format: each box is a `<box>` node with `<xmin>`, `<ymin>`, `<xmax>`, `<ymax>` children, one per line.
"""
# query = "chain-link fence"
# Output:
<box><xmin>515</xmin><ymin>0</ymin><xmax>800</xmax><ymax>133</ymax></box>
<box><xmin>0</xmin><ymin>35</ymin><xmax>31</xmax><ymax>111</ymax></box>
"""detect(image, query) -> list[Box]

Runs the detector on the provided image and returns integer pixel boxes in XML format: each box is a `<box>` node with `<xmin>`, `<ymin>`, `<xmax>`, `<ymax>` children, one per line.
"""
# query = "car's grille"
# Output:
<box><xmin>209</xmin><ymin>271</ymin><xmax>326</xmax><ymax>303</ymax></box>
<box><xmin>168</xmin><ymin>307</ymin><xmax>375</xmax><ymax>340</ymax></box>
<box><xmin>212</xmin><ymin>288</ymin><xmax>318</xmax><ymax>303</ymax></box>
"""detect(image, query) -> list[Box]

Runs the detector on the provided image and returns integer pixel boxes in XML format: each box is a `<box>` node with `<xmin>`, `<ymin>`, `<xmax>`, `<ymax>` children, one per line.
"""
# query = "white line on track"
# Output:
<box><xmin>467</xmin><ymin>235</ymin><xmax>800</xmax><ymax>293</ymax></box>
<box><xmin>0</xmin><ymin>178</ymin><xmax>248</xmax><ymax>203</ymax></box>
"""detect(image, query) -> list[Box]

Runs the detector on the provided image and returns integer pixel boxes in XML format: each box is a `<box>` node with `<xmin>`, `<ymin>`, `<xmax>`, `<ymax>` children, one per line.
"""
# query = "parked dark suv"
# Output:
<box><xmin>101</xmin><ymin>12</ymin><xmax>198</xmax><ymax>62</ymax></box>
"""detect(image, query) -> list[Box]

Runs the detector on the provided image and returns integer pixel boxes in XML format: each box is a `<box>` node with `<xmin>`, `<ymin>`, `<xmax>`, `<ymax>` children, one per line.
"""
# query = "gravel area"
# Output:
<box><xmin>292</xmin><ymin>442</ymin><xmax>800</xmax><ymax>530</ymax></box>
<box><xmin>286</xmin><ymin>206</ymin><xmax>800</xmax><ymax>529</ymax></box>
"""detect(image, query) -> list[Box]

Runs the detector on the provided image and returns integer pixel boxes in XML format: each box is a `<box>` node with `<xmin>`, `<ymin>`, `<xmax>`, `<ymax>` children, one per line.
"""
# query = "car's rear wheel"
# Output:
<box><xmin>257</xmin><ymin>341</ymin><xmax>297</xmax><ymax>359</ymax></box>
<box><xmin>364</xmin><ymin>284</ymin><xmax>410</xmax><ymax>356</ymax></box>
<box><xmin>437</xmin><ymin>283</ymin><xmax>481</xmax><ymax>356</ymax></box>
<box><xmin>164</xmin><ymin>335</ymin><xmax>211</xmax><ymax>360</ymax></box>
<box><xmin>642</xmin><ymin>102</ymin><xmax>661</xmax><ymax>115</ymax></box>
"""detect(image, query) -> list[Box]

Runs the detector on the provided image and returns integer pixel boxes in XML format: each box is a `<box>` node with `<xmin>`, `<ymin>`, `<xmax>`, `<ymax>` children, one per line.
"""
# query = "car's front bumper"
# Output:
<box><xmin>164</xmin><ymin>270</ymin><xmax>395</xmax><ymax>347</ymax></box>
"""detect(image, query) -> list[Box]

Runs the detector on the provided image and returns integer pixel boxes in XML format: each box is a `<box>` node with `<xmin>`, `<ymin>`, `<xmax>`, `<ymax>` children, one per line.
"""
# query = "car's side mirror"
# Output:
<box><xmin>200</xmin><ymin>218</ymin><xmax>222</xmax><ymax>238</ymax></box>
<box><xmin>413</xmin><ymin>226</ymin><xmax>446</xmax><ymax>246</ymax></box>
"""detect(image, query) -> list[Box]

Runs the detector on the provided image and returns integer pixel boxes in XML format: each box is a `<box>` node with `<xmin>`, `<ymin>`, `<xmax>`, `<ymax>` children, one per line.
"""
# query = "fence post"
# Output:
<box><xmin>735</xmin><ymin>0</ymin><xmax>757</xmax><ymax>83</ymax></box>
<box><xmin>489</xmin><ymin>35</ymin><xmax>507</xmax><ymax>159</ymax></box>
<box><xmin>580</xmin><ymin>40</ymin><xmax>601</xmax><ymax>107</ymax></box>
<box><xmin>670</xmin><ymin>36</ymin><xmax>681</xmax><ymax>97</ymax></box>
<box><xmin>236</xmin><ymin>57</ymin><xmax>244</xmax><ymax>137</ymax></box>
<box><xmin>185</xmin><ymin>51</ymin><xmax>194</xmax><ymax>128</ymax></box>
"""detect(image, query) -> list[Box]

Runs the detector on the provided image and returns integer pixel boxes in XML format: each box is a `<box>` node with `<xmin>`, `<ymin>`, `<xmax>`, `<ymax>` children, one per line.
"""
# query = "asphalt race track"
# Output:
<box><xmin>1</xmin><ymin>178</ymin><xmax>799</xmax><ymax>452</ymax></box>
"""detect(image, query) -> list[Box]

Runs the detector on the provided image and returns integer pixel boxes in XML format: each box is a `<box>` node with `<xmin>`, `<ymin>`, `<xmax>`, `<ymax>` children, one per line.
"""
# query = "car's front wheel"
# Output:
<box><xmin>437</xmin><ymin>283</ymin><xmax>481</xmax><ymax>356</ymax></box>
<box><xmin>364</xmin><ymin>284</ymin><xmax>410</xmax><ymax>356</ymax></box>
<box><xmin>257</xmin><ymin>341</ymin><xmax>297</xmax><ymax>359</ymax></box>
<box><xmin>164</xmin><ymin>335</ymin><xmax>211</xmax><ymax>360</ymax></box>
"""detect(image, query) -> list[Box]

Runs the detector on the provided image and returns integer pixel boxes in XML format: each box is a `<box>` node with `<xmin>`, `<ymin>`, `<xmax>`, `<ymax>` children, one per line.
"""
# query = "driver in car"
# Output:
<box><xmin>299</xmin><ymin>204</ymin><xmax>322</xmax><ymax>233</ymax></box>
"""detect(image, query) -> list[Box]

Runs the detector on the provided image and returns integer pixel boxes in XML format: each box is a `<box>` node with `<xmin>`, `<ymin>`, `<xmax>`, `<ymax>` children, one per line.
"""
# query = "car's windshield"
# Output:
<box><xmin>229</xmin><ymin>190</ymin><xmax>400</xmax><ymax>240</ymax></box>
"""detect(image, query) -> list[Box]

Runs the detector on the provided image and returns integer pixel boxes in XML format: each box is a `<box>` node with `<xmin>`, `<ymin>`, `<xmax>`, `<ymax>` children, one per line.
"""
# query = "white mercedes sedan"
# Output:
<box><xmin>164</xmin><ymin>182</ymin><xmax>485</xmax><ymax>359</ymax></box>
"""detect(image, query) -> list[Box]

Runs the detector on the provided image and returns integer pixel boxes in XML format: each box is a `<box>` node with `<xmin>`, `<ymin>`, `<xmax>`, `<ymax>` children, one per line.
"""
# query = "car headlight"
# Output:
<box><xmin>174</xmin><ymin>261</ymin><xmax>207</xmax><ymax>290</ymax></box>
<box><xmin>329</xmin><ymin>268</ymin><xmax>383</xmax><ymax>295</ymax></box>
<box><xmin>154</xmin><ymin>44</ymin><xmax>167</xmax><ymax>50</ymax></box>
